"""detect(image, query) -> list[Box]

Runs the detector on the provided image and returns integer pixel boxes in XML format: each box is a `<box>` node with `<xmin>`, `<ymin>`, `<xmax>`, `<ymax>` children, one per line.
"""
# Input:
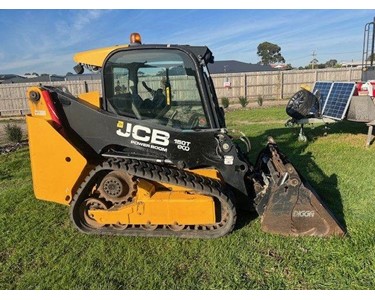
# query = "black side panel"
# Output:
<box><xmin>57</xmin><ymin>91</ymin><xmax>250</xmax><ymax>203</ymax></box>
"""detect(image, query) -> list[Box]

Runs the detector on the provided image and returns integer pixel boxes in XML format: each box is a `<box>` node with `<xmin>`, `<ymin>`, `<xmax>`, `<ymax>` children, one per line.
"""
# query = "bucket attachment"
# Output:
<box><xmin>255</xmin><ymin>137</ymin><xmax>345</xmax><ymax>237</ymax></box>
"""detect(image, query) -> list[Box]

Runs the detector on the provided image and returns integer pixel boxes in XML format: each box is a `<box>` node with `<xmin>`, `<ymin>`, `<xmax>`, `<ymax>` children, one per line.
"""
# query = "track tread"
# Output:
<box><xmin>70</xmin><ymin>158</ymin><xmax>236</xmax><ymax>238</ymax></box>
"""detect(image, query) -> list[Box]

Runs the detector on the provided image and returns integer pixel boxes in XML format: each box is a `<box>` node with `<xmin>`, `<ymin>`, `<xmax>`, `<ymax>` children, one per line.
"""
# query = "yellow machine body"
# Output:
<box><xmin>90</xmin><ymin>180</ymin><xmax>216</xmax><ymax>226</ymax></box>
<box><xmin>73</xmin><ymin>44</ymin><xmax>129</xmax><ymax>68</ymax></box>
<box><xmin>26</xmin><ymin>85</ymin><xmax>221</xmax><ymax>225</ymax></box>
<box><xmin>26</xmin><ymin>87</ymin><xmax>89</xmax><ymax>205</ymax></box>
<box><xmin>27</xmin><ymin>87</ymin><xmax>53</xmax><ymax>120</ymax></box>
<box><xmin>78</xmin><ymin>91</ymin><xmax>101</xmax><ymax>108</ymax></box>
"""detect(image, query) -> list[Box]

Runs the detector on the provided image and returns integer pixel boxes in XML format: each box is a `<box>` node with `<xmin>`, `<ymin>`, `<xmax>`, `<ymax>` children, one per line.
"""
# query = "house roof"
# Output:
<box><xmin>1</xmin><ymin>59</ymin><xmax>275</xmax><ymax>84</ymax></box>
<box><xmin>208</xmin><ymin>60</ymin><xmax>275</xmax><ymax>74</ymax></box>
<box><xmin>1</xmin><ymin>74</ymin><xmax>65</xmax><ymax>84</ymax></box>
<box><xmin>65</xmin><ymin>73</ymin><xmax>101</xmax><ymax>81</ymax></box>
<box><xmin>341</xmin><ymin>61</ymin><xmax>364</xmax><ymax>67</ymax></box>
<box><xmin>0</xmin><ymin>74</ymin><xmax>24</xmax><ymax>82</ymax></box>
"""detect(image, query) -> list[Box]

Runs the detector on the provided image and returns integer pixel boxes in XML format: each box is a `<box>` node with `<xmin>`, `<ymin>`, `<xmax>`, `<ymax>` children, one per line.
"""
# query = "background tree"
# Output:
<box><xmin>367</xmin><ymin>53</ymin><xmax>375</xmax><ymax>62</ymax></box>
<box><xmin>286</xmin><ymin>63</ymin><xmax>293</xmax><ymax>70</ymax></box>
<box><xmin>257</xmin><ymin>42</ymin><xmax>285</xmax><ymax>65</ymax></box>
<box><xmin>325</xmin><ymin>59</ymin><xmax>338</xmax><ymax>68</ymax></box>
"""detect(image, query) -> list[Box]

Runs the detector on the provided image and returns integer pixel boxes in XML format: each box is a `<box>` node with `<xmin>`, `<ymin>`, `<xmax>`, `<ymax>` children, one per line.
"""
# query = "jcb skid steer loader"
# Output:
<box><xmin>26</xmin><ymin>33</ymin><xmax>345</xmax><ymax>238</ymax></box>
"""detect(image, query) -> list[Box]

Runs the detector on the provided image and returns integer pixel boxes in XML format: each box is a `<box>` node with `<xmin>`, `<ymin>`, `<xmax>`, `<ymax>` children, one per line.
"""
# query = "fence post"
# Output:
<box><xmin>244</xmin><ymin>73</ymin><xmax>247</xmax><ymax>99</ymax></box>
<box><xmin>280</xmin><ymin>71</ymin><xmax>284</xmax><ymax>100</ymax></box>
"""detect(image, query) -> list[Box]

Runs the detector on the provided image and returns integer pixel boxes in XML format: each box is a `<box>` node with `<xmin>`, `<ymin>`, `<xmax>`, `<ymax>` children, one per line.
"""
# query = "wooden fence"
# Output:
<box><xmin>0</xmin><ymin>68</ymin><xmax>362</xmax><ymax>116</ymax></box>
<box><xmin>213</xmin><ymin>67</ymin><xmax>362</xmax><ymax>102</ymax></box>
<box><xmin>0</xmin><ymin>80</ymin><xmax>101</xmax><ymax>116</ymax></box>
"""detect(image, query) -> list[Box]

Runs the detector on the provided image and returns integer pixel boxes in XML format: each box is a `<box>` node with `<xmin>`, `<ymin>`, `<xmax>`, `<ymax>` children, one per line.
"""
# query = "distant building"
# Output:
<box><xmin>65</xmin><ymin>73</ymin><xmax>101</xmax><ymax>81</ymax></box>
<box><xmin>341</xmin><ymin>61</ymin><xmax>364</xmax><ymax>68</ymax></box>
<box><xmin>209</xmin><ymin>60</ymin><xmax>275</xmax><ymax>74</ymax></box>
<box><xmin>1</xmin><ymin>60</ymin><xmax>276</xmax><ymax>85</ymax></box>
<box><xmin>269</xmin><ymin>63</ymin><xmax>289</xmax><ymax>70</ymax></box>
<box><xmin>23</xmin><ymin>72</ymin><xmax>39</xmax><ymax>79</ymax></box>
<box><xmin>0</xmin><ymin>74</ymin><xmax>25</xmax><ymax>84</ymax></box>
<box><xmin>1</xmin><ymin>74</ymin><xmax>65</xmax><ymax>84</ymax></box>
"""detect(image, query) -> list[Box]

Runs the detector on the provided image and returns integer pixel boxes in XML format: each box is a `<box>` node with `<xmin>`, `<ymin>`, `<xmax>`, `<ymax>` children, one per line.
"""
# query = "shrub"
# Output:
<box><xmin>238</xmin><ymin>96</ymin><xmax>249</xmax><ymax>108</ymax></box>
<box><xmin>221</xmin><ymin>97</ymin><xmax>230</xmax><ymax>108</ymax></box>
<box><xmin>257</xmin><ymin>95</ymin><xmax>264</xmax><ymax>107</ymax></box>
<box><xmin>5</xmin><ymin>123</ymin><xmax>23</xmax><ymax>143</ymax></box>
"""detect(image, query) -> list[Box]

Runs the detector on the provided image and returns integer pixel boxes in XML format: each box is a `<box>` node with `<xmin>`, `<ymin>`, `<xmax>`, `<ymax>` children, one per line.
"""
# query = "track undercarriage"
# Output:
<box><xmin>70</xmin><ymin>158</ymin><xmax>236</xmax><ymax>238</ymax></box>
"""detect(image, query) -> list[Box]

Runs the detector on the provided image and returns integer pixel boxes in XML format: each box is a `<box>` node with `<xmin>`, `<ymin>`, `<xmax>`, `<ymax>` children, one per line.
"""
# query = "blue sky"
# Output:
<box><xmin>0</xmin><ymin>8</ymin><xmax>375</xmax><ymax>75</ymax></box>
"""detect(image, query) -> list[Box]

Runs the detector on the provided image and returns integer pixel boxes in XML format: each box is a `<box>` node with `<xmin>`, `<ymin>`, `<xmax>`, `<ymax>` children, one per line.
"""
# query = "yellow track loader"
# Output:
<box><xmin>25</xmin><ymin>33</ymin><xmax>345</xmax><ymax>238</ymax></box>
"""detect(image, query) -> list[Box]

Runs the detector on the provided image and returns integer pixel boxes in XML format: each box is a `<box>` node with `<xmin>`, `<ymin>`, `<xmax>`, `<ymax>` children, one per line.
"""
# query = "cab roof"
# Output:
<box><xmin>73</xmin><ymin>44</ymin><xmax>214</xmax><ymax>68</ymax></box>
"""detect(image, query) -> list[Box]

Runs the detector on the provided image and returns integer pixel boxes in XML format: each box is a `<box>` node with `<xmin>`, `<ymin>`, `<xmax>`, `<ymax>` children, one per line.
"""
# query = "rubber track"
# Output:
<box><xmin>70</xmin><ymin>158</ymin><xmax>237</xmax><ymax>238</ymax></box>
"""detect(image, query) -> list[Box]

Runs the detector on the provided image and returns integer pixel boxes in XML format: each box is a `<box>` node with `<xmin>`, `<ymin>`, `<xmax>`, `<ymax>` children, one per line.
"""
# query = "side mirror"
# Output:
<box><xmin>74</xmin><ymin>64</ymin><xmax>84</xmax><ymax>75</ymax></box>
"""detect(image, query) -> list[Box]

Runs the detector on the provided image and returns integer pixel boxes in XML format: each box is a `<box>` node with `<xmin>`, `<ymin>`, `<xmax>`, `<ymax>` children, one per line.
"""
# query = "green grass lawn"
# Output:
<box><xmin>1</xmin><ymin>107</ymin><xmax>375</xmax><ymax>290</ymax></box>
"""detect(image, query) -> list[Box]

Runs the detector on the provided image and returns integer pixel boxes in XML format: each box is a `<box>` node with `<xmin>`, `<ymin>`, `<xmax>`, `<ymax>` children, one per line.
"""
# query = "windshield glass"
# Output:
<box><xmin>103</xmin><ymin>49</ymin><xmax>210</xmax><ymax>130</ymax></box>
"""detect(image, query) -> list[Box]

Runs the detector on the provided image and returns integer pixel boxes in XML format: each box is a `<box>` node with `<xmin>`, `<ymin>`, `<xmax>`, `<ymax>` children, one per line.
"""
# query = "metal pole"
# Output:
<box><xmin>361</xmin><ymin>23</ymin><xmax>368</xmax><ymax>81</ymax></box>
<box><xmin>370</xmin><ymin>17</ymin><xmax>375</xmax><ymax>67</ymax></box>
<box><xmin>361</xmin><ymin>18</ymin><xmax>375</xmax><ymax>81</ymax></box>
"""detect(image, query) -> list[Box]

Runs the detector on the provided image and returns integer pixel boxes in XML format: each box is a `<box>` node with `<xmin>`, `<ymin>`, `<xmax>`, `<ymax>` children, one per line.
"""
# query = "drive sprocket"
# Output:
<box><xmin>97</xmin><ymin>170</ymin><xmax>137</xmax><ymax>205</ymax></box>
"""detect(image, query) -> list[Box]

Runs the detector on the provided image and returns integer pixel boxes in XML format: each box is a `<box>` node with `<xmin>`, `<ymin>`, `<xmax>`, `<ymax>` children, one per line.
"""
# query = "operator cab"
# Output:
<box><xmin>103</xmin><ymin>48</ymin><xmax>209</xmax><ymax>130</ymax></box>
<box><xmin>73</xmin><ymin>33</ymin><xmax>225</xmax><ymax>130</ymax></box>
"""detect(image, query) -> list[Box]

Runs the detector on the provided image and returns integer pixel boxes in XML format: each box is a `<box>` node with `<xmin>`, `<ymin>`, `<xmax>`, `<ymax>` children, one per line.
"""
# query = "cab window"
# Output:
<box><xmin>103</xmin><ymin>49</ymin><xmax>210</xmax><ymax>130</ymax></box>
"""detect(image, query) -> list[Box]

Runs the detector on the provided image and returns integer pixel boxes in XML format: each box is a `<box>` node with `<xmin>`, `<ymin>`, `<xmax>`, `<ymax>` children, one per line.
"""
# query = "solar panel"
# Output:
<box><xmin>312</xmin><ymin>81</ymin><xmax>334</xmax><ymax>108</ymax></box>
<box><xmin>322</xmin><ymin>82</ymin><xmax>356</xmax><ymax>120</ymax></box>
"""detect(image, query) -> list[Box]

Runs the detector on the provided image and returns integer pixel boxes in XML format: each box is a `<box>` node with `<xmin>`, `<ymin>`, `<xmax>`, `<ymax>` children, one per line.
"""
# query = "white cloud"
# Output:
<box><xmin>168</xmin><ymin>10</ymin><xmax>370</xmax><ymax>67</ymax></box>
<box><xmin>1</xmin><ymin>53</ymin><xmax>74</xmax><ymax>75</ymax></box>
<box><xmin>0</xmin><ymin>10</ymin><xmax>113</xmax><ymax>75</ymax></box>
<box><xmin>73</xmin><ymin>9</ymin><xmax>107</xmax><ymax>31</ymax></box>
<box><xmin>1</xmin><ymin>9</ymin><xmax>373</xmax><ymax>74</ymax></box>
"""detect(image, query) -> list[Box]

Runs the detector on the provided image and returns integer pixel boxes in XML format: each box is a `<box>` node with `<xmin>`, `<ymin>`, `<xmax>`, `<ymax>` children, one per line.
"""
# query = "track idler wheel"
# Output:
<box><xmin>80</xmin><ymin>198</ymin><xmax>109</xmax><ymax>229</ymax></box>
<box><xmin>168</xmin><ymin>224</ymin><xmax>186</xmax><ymax>231</ymax></box>
<box><xmin>141</xmin><ymin>224</ymin><xmax>158</xmax><ymax>231</ymax></box>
